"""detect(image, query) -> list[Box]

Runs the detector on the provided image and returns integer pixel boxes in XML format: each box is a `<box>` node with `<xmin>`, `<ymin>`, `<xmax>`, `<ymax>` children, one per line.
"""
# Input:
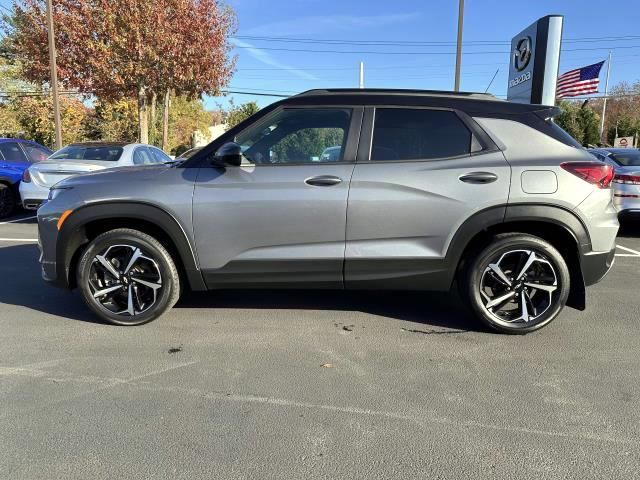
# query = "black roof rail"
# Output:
<box><xmin>294</xmin><ymin>88</ymin><xmax>500</xmax><ymax>101</ymax></box>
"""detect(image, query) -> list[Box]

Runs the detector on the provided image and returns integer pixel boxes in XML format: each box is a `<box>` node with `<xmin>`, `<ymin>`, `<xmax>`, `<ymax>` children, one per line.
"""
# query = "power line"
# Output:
<box><xmin>233</xmin><ymin>34</ymin><xmax>640</xmax><ymax>46</ymax></box>
<box><xmin>233</xmin><ymin>44</ymin><xmax>640</xmax><ymax>56</ymax></box>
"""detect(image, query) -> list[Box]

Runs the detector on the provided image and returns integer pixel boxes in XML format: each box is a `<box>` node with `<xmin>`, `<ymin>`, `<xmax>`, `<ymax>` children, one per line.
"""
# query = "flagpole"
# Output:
<box><xmin>599</xmin><ymin>51</ymin><xmax>612</xmax><ymax>143</ymax></box>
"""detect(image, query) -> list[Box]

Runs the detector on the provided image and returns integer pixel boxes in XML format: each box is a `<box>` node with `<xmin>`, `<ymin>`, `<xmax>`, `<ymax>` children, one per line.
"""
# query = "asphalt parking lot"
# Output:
<box><xmin>1</xmin><ymin>211</ymin><xmax>640</xmax><ymax>479</ymax></box>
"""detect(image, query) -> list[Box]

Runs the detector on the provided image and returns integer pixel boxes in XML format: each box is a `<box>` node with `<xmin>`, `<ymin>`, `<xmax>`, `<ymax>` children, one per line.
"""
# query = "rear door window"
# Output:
<box><xmin>370</xmin><ymin>108</ymin><xmax>472</xmax><ymax>161</ymax></box>
<box><xmin>23</xmin><ymin>144</ymin><xmax>52</xmax><ymax>163</ymax></box>
<box><xmin>133</xmin><ymin>147</ymin><xmax>155</xmax><ymax>165</ymax></box>
<box><xmin>149</xmin><ymin>147</ymin><xmax>172</xmax><ymax>163</ymax></box>
<box><xmin>0</xmin><ymin>142</ymin><xmax>28</xmax><ymax>163</ymax></box>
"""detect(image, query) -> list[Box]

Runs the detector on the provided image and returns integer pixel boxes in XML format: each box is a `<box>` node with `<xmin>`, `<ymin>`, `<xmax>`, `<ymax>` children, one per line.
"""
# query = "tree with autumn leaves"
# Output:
<box><xmin>7</xmin><ymin>0</ymin><xmax>236</xmax><ymax>147</ymax></box>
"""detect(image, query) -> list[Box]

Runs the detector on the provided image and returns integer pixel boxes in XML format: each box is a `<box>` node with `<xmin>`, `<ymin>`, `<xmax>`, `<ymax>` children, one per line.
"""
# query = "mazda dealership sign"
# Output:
<box><xmin>507</xmin><ymin>15</ymin><xmax>563</xmax><ymax>105</ymax></box>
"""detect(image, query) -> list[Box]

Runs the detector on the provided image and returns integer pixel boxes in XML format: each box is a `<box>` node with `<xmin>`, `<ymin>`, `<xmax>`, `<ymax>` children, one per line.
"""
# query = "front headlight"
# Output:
<box><xmin>48</xmin><ymin>186</ymin><xmax>73</xmax><ymax>202</ymax></box>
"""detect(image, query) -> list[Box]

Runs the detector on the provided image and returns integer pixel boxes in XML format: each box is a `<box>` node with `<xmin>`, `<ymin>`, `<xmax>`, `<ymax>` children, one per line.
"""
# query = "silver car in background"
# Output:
<box><xmin>19</xmin><ymin>142</ymin><xmax>173</xmax><ymax>210</ymax></box>
<box><xmin>589</xmin><ymin>148</ymin><xmax>640</xmax><ymax>222</ymax></box>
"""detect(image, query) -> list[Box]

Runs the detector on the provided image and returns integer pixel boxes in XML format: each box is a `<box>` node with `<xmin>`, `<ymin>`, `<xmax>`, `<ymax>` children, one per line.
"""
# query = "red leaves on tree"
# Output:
<box><xmin>9</xmin><ymin>0</ymin><xmax>237</xmax><ymax>101</ymax></box>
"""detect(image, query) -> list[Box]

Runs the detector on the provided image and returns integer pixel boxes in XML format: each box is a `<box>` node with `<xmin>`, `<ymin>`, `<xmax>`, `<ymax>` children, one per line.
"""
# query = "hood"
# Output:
<box><xmin>54</xmin><ymin>163</ymin><xmax>172</xmax><ymax>189</ymax></box>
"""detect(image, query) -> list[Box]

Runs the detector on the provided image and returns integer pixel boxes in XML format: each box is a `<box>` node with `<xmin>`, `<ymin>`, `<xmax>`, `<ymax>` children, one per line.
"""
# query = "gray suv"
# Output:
<box><xmin>37</xmin><ymin>89</ymin><xmax>619</xmax><ymax>333</ymax></box>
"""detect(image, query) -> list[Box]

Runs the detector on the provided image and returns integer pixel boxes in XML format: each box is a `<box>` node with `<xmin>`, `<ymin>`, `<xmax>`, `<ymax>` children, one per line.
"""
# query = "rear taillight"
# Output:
<box><xmin>613</xmin><ymin>174</ymin><xmax>640</xmax><ymax>185</ymax></box>
<box><xmin>22</xmin><ymin>169</ymin><xmax>31</xmax><ymax>183</ymax></box>
<box><xmin>560</xmin><ymin>162</ymin><xmax>614</xmax><ymax>188</ymax></box>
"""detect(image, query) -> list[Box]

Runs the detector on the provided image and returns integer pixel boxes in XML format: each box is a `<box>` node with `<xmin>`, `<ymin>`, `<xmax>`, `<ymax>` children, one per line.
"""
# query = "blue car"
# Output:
<box><xmin>0</xmin><ymin>138</ymin><xmax>53</xmax><ymax>218</ymax></box>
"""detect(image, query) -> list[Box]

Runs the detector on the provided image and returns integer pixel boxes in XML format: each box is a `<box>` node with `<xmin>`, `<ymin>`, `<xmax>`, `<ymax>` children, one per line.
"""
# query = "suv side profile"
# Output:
<box><xmin>37</xmin><ymin>89</ymin><xmax>619</xmax><ymax>333</ymax></box>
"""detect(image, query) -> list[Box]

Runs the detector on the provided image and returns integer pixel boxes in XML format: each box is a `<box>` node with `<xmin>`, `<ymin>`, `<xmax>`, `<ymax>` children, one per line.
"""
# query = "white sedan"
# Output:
<box><xmin>20</xmin><ymin>142</ymin><xmax>173</xmax><ymax>210</ymax></box>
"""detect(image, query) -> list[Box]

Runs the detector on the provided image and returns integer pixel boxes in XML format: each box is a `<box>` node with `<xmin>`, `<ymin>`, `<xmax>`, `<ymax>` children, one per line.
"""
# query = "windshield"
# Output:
<box><xmin>610</xmin><ymin>150</ymin><xmax>640</xmax><ymax>167</ymax></box>
<box><xmin>50</xmin><ymin>145</ymin><xmax>124</xmax><ymax>162</ymax></box>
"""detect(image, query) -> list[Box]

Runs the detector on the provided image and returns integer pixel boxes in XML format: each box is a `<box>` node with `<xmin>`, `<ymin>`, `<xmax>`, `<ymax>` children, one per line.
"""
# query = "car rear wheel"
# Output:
<box><xmin>0</xmin><ymin>183</ymin><xmax>16</xmax><ymax>218</ymax></box>
<box><xmin>77</xmin><ymin>228</ymin><xmax>180</xmax><ymax>325</ymax></box>
<box><xmin>462</xmin><ymin>234</ymin><xmax>570</xmax><ymax>334</ymax></box>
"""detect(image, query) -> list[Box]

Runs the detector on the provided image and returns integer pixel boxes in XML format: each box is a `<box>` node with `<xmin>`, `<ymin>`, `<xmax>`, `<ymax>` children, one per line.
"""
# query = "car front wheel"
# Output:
<box><xmin>462</xmin><ymin>234</ymin><xmax>570</xmax><ymax>334</ymax></box>
<box><xmin>0</xmin><ymin>183</ymin><xmax>17</xmax><ymax>218</ymax></box>
<box><xmin>77</xmin><ymin>228</ymin><xmax>180</xmax><ymax>325</ymax></box>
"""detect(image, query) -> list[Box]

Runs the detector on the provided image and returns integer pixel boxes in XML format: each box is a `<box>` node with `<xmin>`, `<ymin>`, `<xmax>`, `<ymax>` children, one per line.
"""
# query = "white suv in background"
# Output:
<box><xmin>20</xmin><ymin>142</ymin><xmax>172</xmax><ymax>210</ymax></box>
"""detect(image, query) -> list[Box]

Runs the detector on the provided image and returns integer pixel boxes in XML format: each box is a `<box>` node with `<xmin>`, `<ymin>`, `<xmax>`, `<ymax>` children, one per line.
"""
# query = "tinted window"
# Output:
<box><xmin>150</xmin><ymin>147</ymin><xmax>171</xmax><ymax>163</ymax></box>
<box><xmin>611</xmin><ymin>150</ymin><xmax>640</xmax><ymax>167</ymax></box>
<box><xmin>0</xmin><ymin>142</ymin><xmax>28</xmax><ymax>162</ymax></box>
<box><xmin>23</xmin><ymin>144</ymin><xmax>52</xmax><ymax>163</ymax></box>
<box><xmin>133</xmin><ymin>147</ymin><xmax>154</xmax><ymax>165</ymax></box>
<box><xmin>50</xmin><ymin>145</ymin><xmax>123</xmax><ymax>161</ymax></box>
<box><xmin>371</xmin><ymin>108</ymin><xmax>471</xmax><ymax>161</ymax></box>
<box><xmin>235</xmin><ymin>108</ymin><xmax>351</xmax><ymax>164</ymax></box>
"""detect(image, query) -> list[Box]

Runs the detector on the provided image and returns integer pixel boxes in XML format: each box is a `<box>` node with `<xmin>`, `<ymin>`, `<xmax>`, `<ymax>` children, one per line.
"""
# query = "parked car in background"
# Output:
<box><xmin>176</xmin><ymin>147</ymin><xmax>203</xmax><ymax>160</ymax></box>
<box><xmin>20</xmin><ymin>142</ymin><xmax>173</xmax><ymax>210</ymax></box>
<box><xmin>589</xmin><ymin>148</ymin><xmax>640</xmax><ymax>221</ymax></box>
<box><xmin>0</xmin><ymin>138</ymin><xmax>53</xmax><ymax>217</ymax></box>
<box><xmin>319</xmin><ymin>146</ymin><xmax>341</xmax><ymax>162</ymax></box>
<box><xmin>38</xmin><ymin>89</ymin><xmax>618</xmax><ymax>333</ymax></box>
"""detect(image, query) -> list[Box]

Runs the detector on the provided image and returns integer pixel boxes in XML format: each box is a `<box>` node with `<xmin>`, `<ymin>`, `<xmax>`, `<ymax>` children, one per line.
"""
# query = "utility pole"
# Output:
<box><xmin>454</xmin><ymin>0</ymin><xmax>464</xmax><ymax>91</ymax></box>
<box><xmin>359</xmin><ymin>62</ymin><xmax>364</xmax><ymax>89</ymax></box>
<box><xmin>599</xmin><ymin>51</ymin><xmax>612</xmax><ymax>142</ymax></box>
<box><xmin>46</xmin><ymin>0</ymin><xmax>62</xmax><ymax>150</ymax></box>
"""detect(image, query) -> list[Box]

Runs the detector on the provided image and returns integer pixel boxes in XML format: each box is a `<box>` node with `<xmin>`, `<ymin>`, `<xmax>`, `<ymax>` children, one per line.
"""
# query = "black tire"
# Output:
<box><xmin>0</xmin><ymin>183</ymin><xmax>17</xmax><ymax>219</ymax></box>
<box><xmin>461</xmin><ymin>233</ymin><xmax>570</xmax><ymax>334</ymax></box>
<box><xmin>77</xmin><ymin>228</ymin><xmax>180</xmax><ymax>325</ymax></box>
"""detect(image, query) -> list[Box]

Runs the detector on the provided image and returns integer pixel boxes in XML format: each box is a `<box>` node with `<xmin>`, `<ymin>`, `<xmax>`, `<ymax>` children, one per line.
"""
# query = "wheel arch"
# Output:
<box><xmin>449</xmin><ymin>204</ymin><xmax>590</xmax><ymax>310</ymax></box>
<box><xmin>57</xmin><ymin>201</ymin><xmax>206</xmax><ymax>291</ymax></box>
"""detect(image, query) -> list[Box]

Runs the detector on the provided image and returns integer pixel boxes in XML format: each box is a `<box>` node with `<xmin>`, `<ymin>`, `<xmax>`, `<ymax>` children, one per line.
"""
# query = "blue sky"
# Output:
<box><xmin>3</xmin><ymin>0</ymin><xmax>640</xmax><ymax>110</ymax></box>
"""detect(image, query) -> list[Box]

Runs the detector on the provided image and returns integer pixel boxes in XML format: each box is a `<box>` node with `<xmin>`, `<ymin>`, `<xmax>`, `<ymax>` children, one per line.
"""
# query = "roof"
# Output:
<box><xmin>66</xmin><ymin>141</ymin><xmax>130</xmax><ymax>147</ymax></box>
<box><xmin>279</xmin><ymin>88</ymin><xmax>558</xmax><ymax>117</ymax></box>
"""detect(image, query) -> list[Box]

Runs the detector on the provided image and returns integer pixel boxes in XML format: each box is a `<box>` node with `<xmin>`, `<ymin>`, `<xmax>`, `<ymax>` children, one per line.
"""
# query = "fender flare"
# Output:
<box><xmin>56</xmin><ymin>201</ymin><xmax>206</xmax><ymax>291</ymax></box>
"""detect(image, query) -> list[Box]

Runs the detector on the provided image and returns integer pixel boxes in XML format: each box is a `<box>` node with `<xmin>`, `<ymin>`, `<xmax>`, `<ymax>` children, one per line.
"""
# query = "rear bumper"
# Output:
<box><xmin>581</xmin><ymin>248</ymin><xmax>616</xmax><ymax>287</ymax></box>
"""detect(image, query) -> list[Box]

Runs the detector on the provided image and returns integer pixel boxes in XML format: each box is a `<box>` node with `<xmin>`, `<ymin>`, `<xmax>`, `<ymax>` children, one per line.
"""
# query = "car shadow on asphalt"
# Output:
<box><xmin>0</xmin><ymin>243</ymin><xmax>480</xmax><ymax>331</ymax></box>
<box><xmin>619</xmin><ymin>222</ymin><xmax>640</xmax><ymax>238</ymax></box>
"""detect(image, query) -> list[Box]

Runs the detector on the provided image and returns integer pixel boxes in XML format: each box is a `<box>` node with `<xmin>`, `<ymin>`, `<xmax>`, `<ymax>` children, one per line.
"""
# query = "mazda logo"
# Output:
<box><xmin>514</xmin><ymin>36</ymin><xmax>532</xmax><ymax>72</ymax></box>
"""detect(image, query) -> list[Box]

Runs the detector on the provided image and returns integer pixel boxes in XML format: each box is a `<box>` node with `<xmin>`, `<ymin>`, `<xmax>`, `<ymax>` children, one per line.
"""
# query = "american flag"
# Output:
<box><xmin>556</xmin><ymin>61</ymin><xmax>605</xmax><ymax>98</ymax></box>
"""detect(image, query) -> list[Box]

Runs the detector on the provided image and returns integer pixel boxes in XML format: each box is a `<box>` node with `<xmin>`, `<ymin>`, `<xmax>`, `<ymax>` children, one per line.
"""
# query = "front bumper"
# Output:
<box><xmin>581</xmin><ymin>247</ymin><xmax>616</xmax><ymax>287</ymax></box>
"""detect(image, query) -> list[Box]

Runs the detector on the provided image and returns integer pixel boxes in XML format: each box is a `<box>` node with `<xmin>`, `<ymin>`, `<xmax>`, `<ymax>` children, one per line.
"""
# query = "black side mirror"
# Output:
<box><xmin>213</xmin><ymin>142</ymin><xmax>243</xmax><ymax>167</ymax></box>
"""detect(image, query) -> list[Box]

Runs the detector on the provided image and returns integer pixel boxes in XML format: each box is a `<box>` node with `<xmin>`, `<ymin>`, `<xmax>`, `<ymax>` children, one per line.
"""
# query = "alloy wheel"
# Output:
<box><xmin>88</xmin><ymin>244</ymin><xmax>163</xmax><ymax>318</ymax></box>
<box><xmin>479</xmin><ymin>249</ymin><xmax>559</xmax><ymax>328</ymax></box>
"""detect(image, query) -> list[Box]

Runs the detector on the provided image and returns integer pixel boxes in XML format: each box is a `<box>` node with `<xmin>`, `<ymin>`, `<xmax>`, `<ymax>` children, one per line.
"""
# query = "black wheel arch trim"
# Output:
<box><xmin>56</xmin><ymin>201</ymin><xmax>206</xmax><ymax>291</ymax></box>
<box><xmin>446</xmin><ymin>203</ymin><xmax>592</xmax><ymax>310</ymax></box>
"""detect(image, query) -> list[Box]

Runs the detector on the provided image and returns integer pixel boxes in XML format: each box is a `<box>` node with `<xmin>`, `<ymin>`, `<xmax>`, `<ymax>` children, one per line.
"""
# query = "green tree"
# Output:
<box><xmin>271</xmin><ymin>128</ymin><xmax>343</xmax><ymax>162</ymax></box>
<box><xmin>10</xmin><ymin>95</ymin><xmax>90</xmax><ymax>148</ymax></box>
<box><xmin>225</xmin><ymin>101</ymin><xmax>260</xmax><ymax>130</ymax></box>
<box><xmin>606</xmin><ymin>115</ymin><xmax>640</xmax><ymax>145</ymax></box>
<box><xmin>84</xmin><ymin>99</ymin><xmax>139</xmax><ymax>142</ymax></box>
<box><xmin>166</xmin><ymin>95</ymin><xmax>214</xmax><ymax>154</ymax></box>
<box><xmin>555</xmin><ymin>101</ymin><xmax>601</xmax><ymax>146</ymax></box>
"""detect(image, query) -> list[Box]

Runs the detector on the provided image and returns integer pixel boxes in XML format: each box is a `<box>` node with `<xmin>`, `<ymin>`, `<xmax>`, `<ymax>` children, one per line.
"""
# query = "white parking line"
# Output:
<box><xmin>0</xmin><ymin>216</ymin><xmax>36</xmax><ymax>225</ymax></box>
<box><xmin>616</xmin><ymin>244</ymin><xmax>640</xmax><ymax>257</ymax></box>
<box><xmin>0</xmin><ymin>238</ymin><xmax>38</xmax><ymax>242</ymax></box>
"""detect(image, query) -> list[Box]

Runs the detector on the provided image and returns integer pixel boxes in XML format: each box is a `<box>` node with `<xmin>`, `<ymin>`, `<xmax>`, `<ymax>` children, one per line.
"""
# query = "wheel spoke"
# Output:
<box><xmin>486</xmin><ymin>290</ymin><xmax>516</xmax><ymax>309</ymax></box>
<box><xmin>519</xmin><ymin>291</ymin><xmax>530</xmax><ymax>322</ymax></box>
<box><xmin>93</xmin><ymin>284</ymin><xmax>122</xmax><ymax>298</ymax></box>
<box><xmin>515</xmin><ymin>251</ymin><xmax>536</xmax><ymax>280</ymax></box>
<box><xmin>95</xmin><ymin>255</ymin><xmax>121</xmax><ymax>279</ymax></box>
<box><xmin>126</xmin><ymin>285</ymin><xmax>135</xmax><ymax>316</ymax></box>
<box><xmin>523</xmin><ymin>289</ymin><xmax>537</xmax><ymax>317</ymax></box>
<box><xmin>131</xmin><ymin>277</ymin><xmax>162</xmax><ymax>290</ymax></box>
<box><xmin>524</xmin><ymin>282</ymin><xmax>557</xmax><ymax>293</ymax></box>
<box><xmin>123</xmin><ymin>248</ymin><xmax>143</xmax><ymax>274</ymax></box>
<box><xmin>487</xmin><ymin>263</ymin><xmax>512</xmax><ymax>286</ymax></box>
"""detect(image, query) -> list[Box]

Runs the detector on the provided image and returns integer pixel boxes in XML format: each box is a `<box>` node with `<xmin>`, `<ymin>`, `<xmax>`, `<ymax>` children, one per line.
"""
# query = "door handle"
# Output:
<box><xmin>459</xmin><ymin>172</ymin><xmax>498</xmax><ymax>184</ymax></box>
<box><xmin>305</xmin><ymin>175</ymin><xmax>342</xmax><ymax>187</ymax></box>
